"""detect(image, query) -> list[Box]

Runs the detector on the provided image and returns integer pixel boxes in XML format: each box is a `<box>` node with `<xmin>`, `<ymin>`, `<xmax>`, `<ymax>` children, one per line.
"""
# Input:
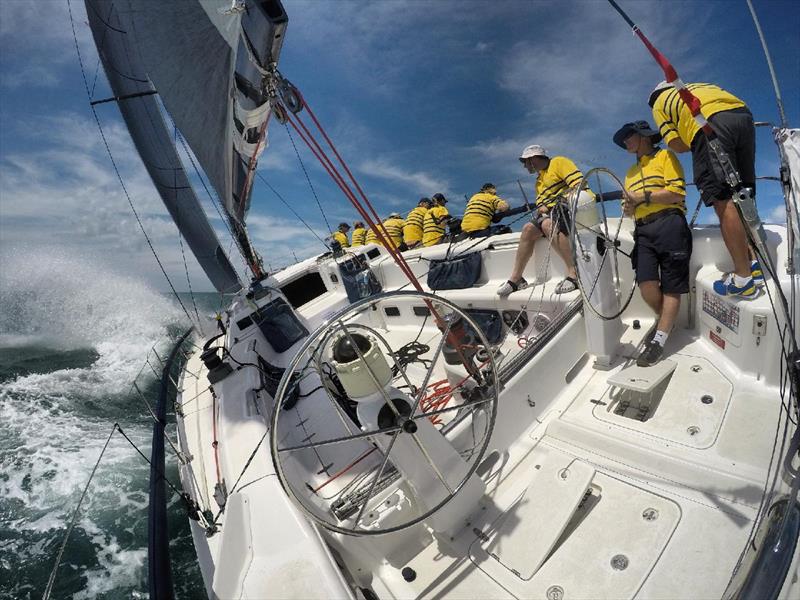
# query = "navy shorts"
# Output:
<box><xmin>691</xmin><ymin>107</ymin><xmax>756</xmax><ymax>207</ymax></box>
<box><xmin>632</xmin><ymin>212</ymin><xmax>692</xmax><ymax>294</ymax></box>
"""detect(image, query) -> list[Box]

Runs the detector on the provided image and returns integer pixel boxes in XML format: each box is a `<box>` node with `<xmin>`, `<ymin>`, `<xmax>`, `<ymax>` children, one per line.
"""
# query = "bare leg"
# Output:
<box><xmin>638</xmin><ymin>280</ymin><xmax>663</xmax><ymax>316</ymax></box>
<box><xmin>555</xmin><ymin>232</ymin><xmax>577</xmax><ymax>279</ymax></box>
<box><xmin>657</xmin><ymin>293</ymin><xmax>681</xmax><ymax>333</ymax></box>
<box><xmin>542</xmin><ymin>219</ymin><xmax>577</xmax><ymax>280</ymax></box>
<box><xmin>510</xmin><ymin>222</ymin><xmax>541</xmax><ymax>282</ymax></box>
<box><xmin>714</xmin><ymin>200</ymin><xmax>751</xmax><ymax>277</ymax></box>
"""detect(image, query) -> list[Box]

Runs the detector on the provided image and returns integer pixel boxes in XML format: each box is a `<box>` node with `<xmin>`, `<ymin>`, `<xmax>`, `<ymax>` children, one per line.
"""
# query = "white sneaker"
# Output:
<box><xmin>497</xmin><ymin>278</ymin><xmax>529</xmax><ymax>297</ymax></box>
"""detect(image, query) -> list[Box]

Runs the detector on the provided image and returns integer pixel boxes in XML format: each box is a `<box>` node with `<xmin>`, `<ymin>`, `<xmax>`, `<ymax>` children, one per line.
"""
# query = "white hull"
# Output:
<box><xmin>176</xmin><ymin>223</ymin><xmax>800</xmax><ymax>599</ymax></box>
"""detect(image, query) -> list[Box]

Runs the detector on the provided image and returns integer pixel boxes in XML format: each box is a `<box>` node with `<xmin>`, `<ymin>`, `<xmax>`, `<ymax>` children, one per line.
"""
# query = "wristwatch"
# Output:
<box><xmin>643</xmin><ymin>191</ymin><xmax>652</xmax><ymax>205</ymax></box>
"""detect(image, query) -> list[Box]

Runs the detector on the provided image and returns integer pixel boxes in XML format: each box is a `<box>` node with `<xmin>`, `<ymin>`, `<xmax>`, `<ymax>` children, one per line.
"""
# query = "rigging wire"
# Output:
<box><xmin>173</xmin><ymin>128</ymin><xmax>248</xmax><ymax>265</ymax></box>
<box><xmin>67</xmin><ymin>0</ymin><xmax>195</xmax><ymax>326</ymax></box>
<box><xmin>278</xmin><ymin>97</ymin><xmax>425</xmax><ymax>290</ymax></box>
<box><xmin>283</xmin><ymin>121</ymin><xmax>333</xmax><ymax>234</ymax></box>
<box><xmin>745</xmin><ymin>0</ymin><xmax>788</xmax><ymax>129</ymax></box>
<box><xmin>173</xmin><ymin>126</ymin><xmax>203</xmax><ymax>327</ymax></box>
<box><xmin>252</xmin><ymin>169</ymin><xmax>330</xmax><ymax>248</ymax></box>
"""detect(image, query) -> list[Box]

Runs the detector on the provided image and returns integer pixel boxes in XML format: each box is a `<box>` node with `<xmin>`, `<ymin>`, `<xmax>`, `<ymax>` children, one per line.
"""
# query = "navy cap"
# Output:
<box><xmin>613</xmin><ymin>120</ymin><xmax>662</xmax><ymax>149</ymax></box>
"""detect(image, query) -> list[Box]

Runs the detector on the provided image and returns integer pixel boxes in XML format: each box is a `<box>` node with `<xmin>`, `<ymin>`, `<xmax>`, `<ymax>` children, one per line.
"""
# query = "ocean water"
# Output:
<box><xmin>0</xmin><ymin>253</ymin><xmax>225</xmax><ymax>598</ymax></box>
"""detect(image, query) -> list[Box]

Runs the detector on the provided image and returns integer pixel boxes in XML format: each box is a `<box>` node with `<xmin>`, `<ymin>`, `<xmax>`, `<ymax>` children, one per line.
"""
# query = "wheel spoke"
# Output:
<box><xmin>278</xmin><ymin>424</ymin><xmax>401</xmax><ymax>453</ymax></box>
<box><xmin>410</xmin><ymin>395</ymin><xmax>494</xmax><ymax>422</ymax></box>
<box><xmin>573</xmin><ymin>221</ymin><xmax>631</xmax><ymax>258</ymax></box>
<box><xmin>270</xmin><ymin>290</ymin><xmax>500</xmax><ymax>537</ymax></box>
<box><xmin>408</xmin><ymin>432</ymin><xmax>455</xmax><ymax>494</ymax></box>
<box><xmin>351</xmin><ymin>427</ymin><xmax>402</xmax><ymax>531</ymax></box>
<box><xmin>410</xmin><ymin>318</ymin><xmax>453</xmax><ymax>417</ymax></box>
<box><xmin>585</xmin><ymin>247</ymin><xmax>610</xmax><ymax>303</ymax></box>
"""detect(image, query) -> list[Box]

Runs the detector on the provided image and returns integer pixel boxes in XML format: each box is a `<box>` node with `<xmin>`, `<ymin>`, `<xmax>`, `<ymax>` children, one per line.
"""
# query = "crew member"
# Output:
<box><xmin>649</xmin><ymin>80</ymin><xmax>760</xmax><ymax>298</ymax></box>
<box><xmin>331</xmin><ymin>222</ymin><xmax>350</xmax><ymax>248</ymax></box>
<box><xmin>614</xmin><ymin>120</ymin><xmax>691</xmax><ymax>367</ymax></box>
<box><xmin>422</xmin><ymin>193</ymin><xmax>449</xmax><ymax>247</ymax></box>
<box><xmin>461</xmin><ymin>183</ymin><xmax>510</xmax><ymax>237</ymax></box>
<box><xmin>497</xmin><ymin>145</ymin><xmax>584</xmax><ymax>296</ymax></box>
<box><xmin>365</xmin><ymin>223</ymin><xmax>381</xmax><ymax>246</ymax></box>
<box><xmin>351</xmin><ymin>221</ymin><xmax>366</xmax><ymax>246</ymax></box>
<box><xmin>403</xmin><ymin>198</ymin><xmax>431</xmax><ymax>249</ymax></box>
<box><xmin>383</xmin><ymin>212</ymin><xmax>406</xmax><ymax>250</ymax></box>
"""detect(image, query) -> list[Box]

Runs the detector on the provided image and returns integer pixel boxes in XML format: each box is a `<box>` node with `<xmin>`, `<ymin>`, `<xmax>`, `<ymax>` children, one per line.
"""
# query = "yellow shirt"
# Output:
<box><xmin>651</xmin><ymin>83</ymin><xmax>747</xmax><ymax>147</ymax></box>
<box><xmin>351</xmin><ymin>227</ymin><xmax>366</xmax><ymax>246</ymax></box>
<box><xmin>403</xmin><ymin>206</ymin><xmax>427</xmax><ymax>244</ymax></box>
<box><xmin>332</xmin><ymin>231</ymin><xmax>349</xmax><ymax>248</ymax></box>
<box><xmin>383</xmin><ymin>217</ymin><xmax>405</xmax><ymax>249</ymax></box>
<box><xmin>461</xmin><ymin>192</ymin><xmax>510</xmax><ymax>232</ymax></box>
<box><xmin>624</xmin><ymin>148</ymin><xmax>686</xmax><ymax>220</ymax></box>
<box><xmin>422</xmin><ymin>206</ymin><xmax>449</xmax><ymax>246</ymax></box>
<box><xmin>535</xmin><ymin>156</ymin><xmax>584</xmax><ymax>209</ymax></box>
<box><xmin>365</xmin><ymin>226</ymin><xmax>381</xmax><ymax>246</ymax></box>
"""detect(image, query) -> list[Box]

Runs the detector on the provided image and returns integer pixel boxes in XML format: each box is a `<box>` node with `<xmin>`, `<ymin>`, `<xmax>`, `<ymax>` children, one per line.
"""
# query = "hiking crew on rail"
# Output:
<box><xmin>461</xmin><ymin>184</ymin><xmax>510</xmax><ymax>238</ymax></box>
<box><xmin>404</xmin><ymin>198</ymin><xmax>431</xmax><ymax>249</ymax></box>
<box><xmin>497</xmin><ymin>145</ymin><xmax>586</xmax><ymax>297</ymax></box>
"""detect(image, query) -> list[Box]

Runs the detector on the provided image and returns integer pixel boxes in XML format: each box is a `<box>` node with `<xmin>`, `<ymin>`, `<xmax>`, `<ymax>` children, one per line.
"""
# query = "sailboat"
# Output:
<box><xmin>82</xmin><ymin>0</ymin><xmax>799</xmax><ymax>598</ymax></box>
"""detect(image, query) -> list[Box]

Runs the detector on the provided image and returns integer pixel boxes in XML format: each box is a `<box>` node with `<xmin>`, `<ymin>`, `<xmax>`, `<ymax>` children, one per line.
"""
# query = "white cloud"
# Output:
<box><xmin>358</xmin><ymin>158</ymin><xmax>450</xmax><ymax>196</ymax></box>
<box><xmin>765</xmin><ymin>204</ymin><xmax>787</xmax><ymax>224</ymax></box>
<box><xmin>0</xmin><ymin>112</ymin><xmax>241</xmax><ymax>292</ymax></box>
<box><xmin>0</xmin><ymin>0</ymin><xmax>93</xmax><ymax>89</ymax></box>
<box><xmin>497</xmin><ymin>2</ymin><xmax>712</xmax><ymax>126</ymax></box>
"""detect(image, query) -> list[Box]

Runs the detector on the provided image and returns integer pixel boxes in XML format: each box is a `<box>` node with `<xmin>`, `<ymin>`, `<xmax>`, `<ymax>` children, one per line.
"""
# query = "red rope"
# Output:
<box><xmin>284</xmin><ymin>113</ymin><xmax>425</xmax><ymax>294</ymax></box>
<box><xmin>291</xmin><ymin>90</ymin><xmax>424</xmax><ymax>289</ymax></box>
<box><xmin>279</xmin><ymin>90</ymin><xmax>478</xmax><ymax>376</ymax></box>
<box><xmin>312</xmin><ymin>447</ymin><xmax>377</xmax><ymax>493</ymax></box>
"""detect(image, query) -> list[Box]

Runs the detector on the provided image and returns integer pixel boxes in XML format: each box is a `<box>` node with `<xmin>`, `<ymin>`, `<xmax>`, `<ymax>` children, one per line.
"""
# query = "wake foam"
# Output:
<box><xmin>0</xmin><ymin>249</ymin><xmax>193</xmax><ymax>596</ymax></box>
<box><xmin>0</xmin><ymin>248</ymin><xmax>187</xmax><ymax>396</ymax></box>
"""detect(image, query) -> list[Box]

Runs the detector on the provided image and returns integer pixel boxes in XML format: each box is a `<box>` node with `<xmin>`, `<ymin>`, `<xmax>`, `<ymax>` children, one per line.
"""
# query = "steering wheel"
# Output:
<box><xmin>269</xmin><ymin>291</ymin><xmax>499</xmax><ymax>536</ymax></box>
<box><xmin>568</xmin><ymin>167</ymin><xmax>636</xmax><ymax>321</ymax></box>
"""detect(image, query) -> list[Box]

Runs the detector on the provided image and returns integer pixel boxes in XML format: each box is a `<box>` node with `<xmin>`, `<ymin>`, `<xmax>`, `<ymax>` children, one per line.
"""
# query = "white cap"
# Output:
<box><xmin>652</xmin><ymin>80</ymin><xmax>672</xmax><ymax>94</ymax></box>
<box><xmin>519</xmin><ymin>144</ymin><xmax>548</xmax><ymax>160</ymax></box>
<box><xmin>648</xmin><ymin>80</ymin><xmax>673</xmax><ymax>106</ymax></box>
<box><xmin>388</xmin><ymin>212</ymin><xmax>401</xmax><ymax>219</ymax></box>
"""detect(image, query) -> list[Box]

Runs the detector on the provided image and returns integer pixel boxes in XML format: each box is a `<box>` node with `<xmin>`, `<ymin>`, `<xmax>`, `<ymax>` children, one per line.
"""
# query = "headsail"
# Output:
<box><xmin>86</xmin><ymin>0</ymin><xmax>288</xmax><ymax>287</ymax></box>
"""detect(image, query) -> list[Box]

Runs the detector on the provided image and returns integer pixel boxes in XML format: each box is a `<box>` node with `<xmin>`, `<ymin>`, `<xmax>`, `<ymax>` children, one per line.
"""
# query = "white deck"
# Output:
<box><xmin>175</xmin><ymin>223</ymin><xmax>799</xmax><ymax>599</ymax></box>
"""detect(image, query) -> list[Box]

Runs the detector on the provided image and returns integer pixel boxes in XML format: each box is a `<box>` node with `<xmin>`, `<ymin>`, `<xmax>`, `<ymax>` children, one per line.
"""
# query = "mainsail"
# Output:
<box><xmin>86</xmin><ymin>0</ymin><xmax>289</xmax><ymax>290</ymax></box>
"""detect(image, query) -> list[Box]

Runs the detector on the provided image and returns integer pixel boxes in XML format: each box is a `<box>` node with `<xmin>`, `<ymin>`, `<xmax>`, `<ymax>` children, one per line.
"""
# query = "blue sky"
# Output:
<box><xmin>1</xmin><ymin>0</ymin><xmax>798</xmax><ymax>292</ymax></box>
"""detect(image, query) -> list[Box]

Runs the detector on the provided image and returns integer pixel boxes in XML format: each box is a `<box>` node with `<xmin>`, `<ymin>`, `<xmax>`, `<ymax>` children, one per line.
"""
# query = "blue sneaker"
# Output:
<box><xmin>751</xmin><ymin>260</ymin><xmax>764</xmax><ymax>285</ymax></box>
<box><xmin>713</xmin><ymin>273</ymin><xmax>757</xmax><ymax>298</ymax></box>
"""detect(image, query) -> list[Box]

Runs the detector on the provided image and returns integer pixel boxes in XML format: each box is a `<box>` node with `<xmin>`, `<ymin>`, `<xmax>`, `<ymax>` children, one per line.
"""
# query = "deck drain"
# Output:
<box><xmin>642</xmin><ymin>508</ymin><xmax>659</xmax><ymax>521</ymax></box>
<box><xmin>546</xmin><ymin>585</ymin><xmax>564</xmax><ymax>600</ymax></box>
<box><xmin>611</xmin><ymin>554</ymin><xmax>629</xmax><ymax>570</ymax></box>
<box><xmin>687</xmin><ymin>425</ymin><xmax>701</xmax><ymax>436</ymax></box>
<box><xmin>701</xmin><ymin>394</ymin><xmax>714</xmax><ymax>404</ymax></box>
